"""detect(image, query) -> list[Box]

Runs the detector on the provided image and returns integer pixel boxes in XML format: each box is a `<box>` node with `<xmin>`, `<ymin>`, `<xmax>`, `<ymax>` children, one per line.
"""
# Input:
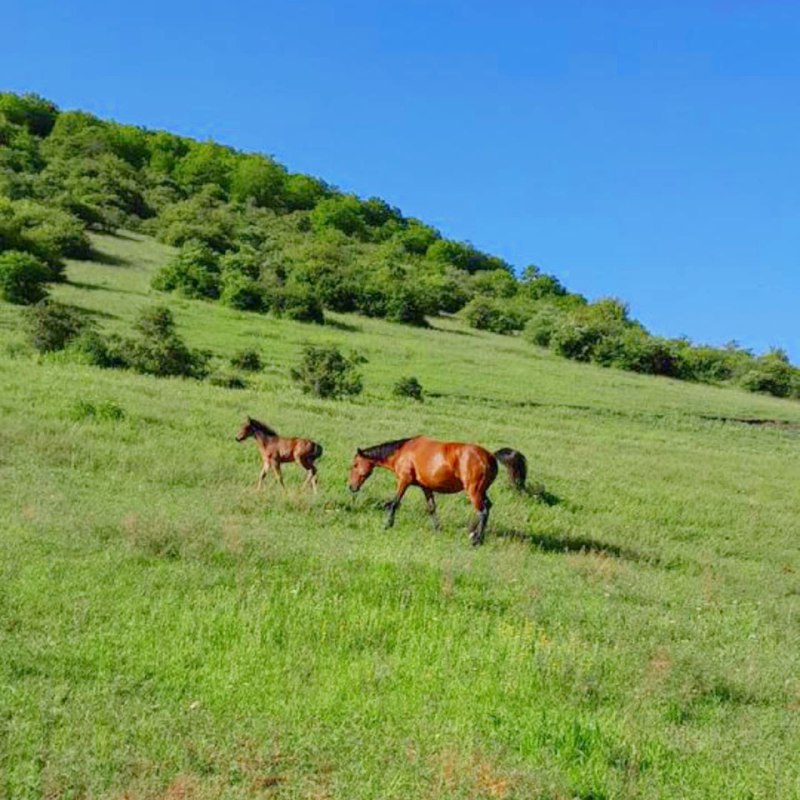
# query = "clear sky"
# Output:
<box><xmin>3</xmin><ymin>1</ymin><xmax>798</xmax><ymax>359</ymax></box>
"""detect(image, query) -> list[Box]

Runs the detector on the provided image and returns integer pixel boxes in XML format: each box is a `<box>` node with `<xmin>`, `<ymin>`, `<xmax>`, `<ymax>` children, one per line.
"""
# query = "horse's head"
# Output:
<box><xmin>235</xmin><ymin>416</ymin><xmax>255</xmax><ymax>442</ymax></box>
<box><xmin>348</xmin><ymin>449</ymin><xmax>376</xmax><ymax>493</ymax></box>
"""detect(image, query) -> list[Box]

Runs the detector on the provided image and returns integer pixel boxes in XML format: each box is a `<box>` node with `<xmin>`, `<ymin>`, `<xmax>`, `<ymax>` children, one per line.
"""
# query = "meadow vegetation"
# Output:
<box><xmin>1</xmin><ymin>90</ymin><xmax>798</xmax><ymax>398</ymax></box>
<box><xmin>1</xmin><ymin>230</ymin><xmax>799</xmax><ymax>798</ymax></box>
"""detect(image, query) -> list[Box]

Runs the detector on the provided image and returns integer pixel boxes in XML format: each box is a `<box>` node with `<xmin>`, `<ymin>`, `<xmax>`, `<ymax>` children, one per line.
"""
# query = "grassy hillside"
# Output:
<box><xmin>1</xmin><ymin>232</ymin><xmax>800</xmax><ymax>799</ymax></box>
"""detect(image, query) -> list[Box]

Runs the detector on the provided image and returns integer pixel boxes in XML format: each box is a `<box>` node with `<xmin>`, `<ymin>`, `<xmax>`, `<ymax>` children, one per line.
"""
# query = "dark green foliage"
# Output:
<box><xmin>740</xmin><ymin>350</ymin><xmax>796</xmax><ymax>398</ymax></box>
<box><xmin>174</xmin><ymin>141</ymin><xmax>234</xmax><ymax>193</ymax></box>
<box><xmin>471</xmin><ymin>268</ymin><xmax>519</xmax><ymax>298</ymax></box>
<box><xmin>393</xmin><ymin>375</ymin><xmax>424</xmax><ymax>401</ymax></box>
<box><xmin>24</xmin><ymin>301</ymin><xmax>87</xmax><ymax>352</ymax></box>
<box><xmin>230</xmin><ymin>155</ymin><xmax>287</xmax><ymax>209</ymax></box>
<box><xmin>523</xmin><ymin>306</ymin><xmax>563</xmax><ymax>347</ymax></box>
<box><xmin>230</xmin><ymin>349</ymin><xmax>262</xmax><ymax>371</ymax></box>
<box><xmin>154</xmin><ymin>188</ymin><xmax>236</xmax><ymax>251</ymax></box>
<box><xmin>290</xmin><ymin>344</ymin><xmax>363</xmax><ymax>398</ymax></box>
<box><xmin>0</xmin><ymin>251</ymin><xmax>51</xmax><ymax>304</ymax></box>
<box><xmin>152</xmin><ymin>240</ymin><xmax>221</xmax><ymax>299</ymax></box>
<box><xmin>126</xmin><ymin>305</ymin><xmax>210</xmax><ymax>378</ymax></box>
<box><xmin>68</xmin><ymin>330</ymin><xmax>129</xmax><ymax>368</ymax></box>
<box><xmin>461</xmin><ymin>296</ymin><xmax>527</xmax><ymax>334</ymax></box>
<box><xmin>0</xmin><ymin>92</ymin><xmax>58</xmax><ymax>137</ymax></box>
<box><xmin>1</xmin><ymin>91</ymin><xmax>796</xmax><ymax>400</ymax></box>
<box><xmin>519</xmin><ymin>265</ymin><xmax>568</xmax><ymax>300</ymax></box>
<box><xmin>310</xmin><ymin>195</ymin><xmax>370</xmax><ymax>240</ymax></box>
<box><xmin>278</xmin><ymin>280</ymin><xmax>325</xmax><ymax>324</ymax></box>
<box><xmin>426</xmin><ymin>239</ymin><xmax>511</xmax><ymax>274</ymax></box>
<box><xmin>0</xmin><ymin>197</ymin><xmax>90</xmax><ymax>277</ymax></box>
<box><xmin>550</xmin><ymin>299</ymin><xmax>631</xmax><ymax>362</ymax></box>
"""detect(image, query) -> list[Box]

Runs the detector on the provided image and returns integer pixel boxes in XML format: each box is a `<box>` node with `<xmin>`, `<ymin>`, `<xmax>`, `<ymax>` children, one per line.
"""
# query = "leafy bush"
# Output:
<box><xmin>230</xmin><ymin>349</ymin><xmax>262</xmax><ymax>371</ymax></box>
<box><xmin>126</xmin><ymin>305</ymin><xmax>210</xmax><ymax>378</ymax></box>
<box><xmin>0</xmin><ymin>251</ymin><xmax>51</xmax><ymax>304</ymax></box>
<box><xmin>68</xmin><ymin>330</ymin><xmax>129</xmax><ymax>368</ymax></box>
<box><xmin>393</xmin><ymin>375</ymin><xmax>424</xmax><ymax>401</ymax></box>
<box><xmin>25</xmin><ymin>301</ymin><xmax>87</xmax><ymax>351</ymax></box>
<box><xmin>151</xmin><ymin>240</ymin><xmax>221</xmax><ymax>299</ymax></box>
<box><xmin>523</xmin><ymin>306</ymin><xmax>563</xmax><ymax>347</ymax></box>
<box><xmin>461</xmin><ymin>296</ymin><xmax>526</xmax><ymax>334</ymax></box>
<box><xmin>290</xmin><ymin>344</ymin><xmax>363</xmax><ymax>398</ymax></box>
<box><xmin>740</xmin><ymin>351</ymin><xmax>797</xmax><ymax>398</ymax></box>
<box><xmin>279</xmin><ymin>281</ymin><xmax>325</xmax><ymax>324</ymax></box>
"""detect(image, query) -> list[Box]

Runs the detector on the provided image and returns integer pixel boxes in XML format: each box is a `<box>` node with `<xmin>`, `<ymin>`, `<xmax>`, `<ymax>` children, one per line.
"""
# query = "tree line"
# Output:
<box><xmin>0</xmin><ymin>91</ymin><xmax>797</xmax><ymax>398</ymax></box>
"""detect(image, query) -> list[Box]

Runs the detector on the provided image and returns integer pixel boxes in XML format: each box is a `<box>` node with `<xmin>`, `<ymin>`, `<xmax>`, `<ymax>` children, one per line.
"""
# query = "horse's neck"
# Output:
<box><xmin>254</xmin><ymin>430</ymin><xmax>277</xmax><ymax>453</ymax></box>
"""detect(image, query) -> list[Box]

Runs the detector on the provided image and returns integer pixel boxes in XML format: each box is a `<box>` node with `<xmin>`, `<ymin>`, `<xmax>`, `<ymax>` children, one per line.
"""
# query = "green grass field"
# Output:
<box><xmin>2</xmin><ymin>232</ymin><xmax>799</xmax><ymax>799</ymax></box>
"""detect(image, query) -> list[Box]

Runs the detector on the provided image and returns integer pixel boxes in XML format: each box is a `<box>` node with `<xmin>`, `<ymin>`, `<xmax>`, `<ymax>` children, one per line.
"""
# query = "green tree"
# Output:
<box><xmin>0</xmin><ymin>251</ymin><xmax>51</xmax><ymax>304</ymax></box>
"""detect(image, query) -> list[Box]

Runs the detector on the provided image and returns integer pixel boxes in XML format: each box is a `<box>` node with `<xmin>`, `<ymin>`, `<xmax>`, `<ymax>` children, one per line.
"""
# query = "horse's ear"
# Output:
<box><xmin>357</xmin><ymin>448</ymin><xmax>364</xmax><ymax>457</ymax></box>
<box><xmin>246</xmin><ymin>415</ymin><xmax>252</xmax><ymax>423</ymax></box>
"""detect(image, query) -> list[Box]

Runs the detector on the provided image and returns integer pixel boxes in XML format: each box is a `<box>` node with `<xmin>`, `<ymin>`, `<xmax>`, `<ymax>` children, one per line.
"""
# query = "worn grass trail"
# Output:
<box><xmin>1</xmin><ymin>233</ymin><xmax>799</xmax><ymax>799</ymax></box>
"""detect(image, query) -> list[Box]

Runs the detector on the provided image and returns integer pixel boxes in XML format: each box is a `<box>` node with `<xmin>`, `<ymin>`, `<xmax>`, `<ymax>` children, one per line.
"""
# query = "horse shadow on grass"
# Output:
<box><xmin>494</xmin><ymin>528</ymin><xmax>650</xmax><ymax>564</ymax></box>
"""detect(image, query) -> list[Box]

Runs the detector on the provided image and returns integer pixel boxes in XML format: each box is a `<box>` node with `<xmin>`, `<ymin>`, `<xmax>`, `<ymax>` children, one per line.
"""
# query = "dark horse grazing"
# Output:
<box><xmin>348</xmin><ymin>436</ymin><xmax>527</xmax><ymax>545</ymax></box>
<box><xmin>235</xmin><ymin>416</ymin><xmax>323</xmax><ymax>492</ymax></box>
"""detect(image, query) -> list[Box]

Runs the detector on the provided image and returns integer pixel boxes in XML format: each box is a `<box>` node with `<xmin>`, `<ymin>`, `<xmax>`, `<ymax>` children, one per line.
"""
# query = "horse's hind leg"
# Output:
<box><xmin>468</xmin><ymin>491</ymin><xmax>492</xmax><ymax>546</ymax></box>
<box><xmin>422</xmin><ymin>488</ymin><xmax>440</xmax><ymax>531</ymax></box>
<box><xmin>297</xmin><ymin>455</ymin><xmax>319</xmax><ymax>493</ymax></box>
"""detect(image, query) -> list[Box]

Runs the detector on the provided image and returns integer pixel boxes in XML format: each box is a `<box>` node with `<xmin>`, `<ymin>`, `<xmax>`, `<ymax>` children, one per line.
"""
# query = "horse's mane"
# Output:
<box><xmin>249</xmin><ymin>418</ymin><xmax>278</xmax><ymax>437</ymax></box>
<box><xmin>360</xmin><ymin>437</ymin><xmax>416</xmax><ymax>462</ymax></box>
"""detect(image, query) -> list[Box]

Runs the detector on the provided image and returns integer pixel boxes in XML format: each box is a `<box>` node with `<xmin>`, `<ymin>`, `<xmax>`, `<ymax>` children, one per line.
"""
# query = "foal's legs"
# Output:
<box><xmin>385</xmin><ymin>477</ymin><xmax>411</xmax><ymax>529</ymax></box>
<box><xmin>271</xmin><ymin>460</ymin><xmax>286</xmax><ymax>490</ymax></box>
<box><xmin>422</xmin><ymin>488</ymin><xmax>440</xmax><ymax>531</ymax></box>
<box><xmin>297</xmin><ymin>455</ymin><xmax>319</xmax><ymax>493</ymax></box>
<box><xmin>256</xmin><ymin>464</ymin><xmax>268</xmax><ymax>490</ymax></box>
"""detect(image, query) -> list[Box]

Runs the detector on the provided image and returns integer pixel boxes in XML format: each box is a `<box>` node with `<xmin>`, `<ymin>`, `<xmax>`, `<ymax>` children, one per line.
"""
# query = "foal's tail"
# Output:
<box><xmin>494</xmin><ymin>448</ymin><xmax>527</xmax><ymax>491</ymax></box>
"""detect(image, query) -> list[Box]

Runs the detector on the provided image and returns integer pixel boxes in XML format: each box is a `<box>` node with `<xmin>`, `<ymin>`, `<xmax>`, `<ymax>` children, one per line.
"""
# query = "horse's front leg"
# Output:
<box><xmin>422</xmin><ymin>488</ymin><xmax>440</xmax><ymax>531</ymax></box>
<box><xmin>256</xmin><ymin>464</ymin><xmax>268</xmax><ymax>490</ymax></box>
<box><xmin>271</xmin><ymin>460</ymin><xmax>286</xmax><ymax>491</ymax></box>
<box><xmin>385</xmin><ymin>478</ymin><xmax>411</xmax><ymax>529</ymax></box>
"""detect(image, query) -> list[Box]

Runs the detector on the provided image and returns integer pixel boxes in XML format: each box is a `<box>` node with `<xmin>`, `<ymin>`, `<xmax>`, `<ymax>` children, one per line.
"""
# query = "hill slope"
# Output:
<box><xmin>1</xmin><ymin>233</ymin><xmax>800</xmax><ymax>799</ymax></box>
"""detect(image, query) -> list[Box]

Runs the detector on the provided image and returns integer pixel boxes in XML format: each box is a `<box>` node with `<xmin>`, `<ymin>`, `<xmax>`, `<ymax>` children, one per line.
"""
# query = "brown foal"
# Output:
<box><xmin>235</xmin><ymin>416</ymin><xmax>322</xmax><ymax>492</ymax></box>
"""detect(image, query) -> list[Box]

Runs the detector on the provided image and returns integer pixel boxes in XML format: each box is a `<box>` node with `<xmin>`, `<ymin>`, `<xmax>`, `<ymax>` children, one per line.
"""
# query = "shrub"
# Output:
<box><xmin>230</xmin><ymin>349</ymin><xmax>262</xmax><ymax>371</ymax></box>
<box><xmin>461</xmin><ymin>296</ymin><xmax>526</xmax><ymax>334</ymax></box>
<box><xmin>219</xmin><ymin>271</ymin><xmax>267</xmax><ymax>311</ymax></box>
<box><xmin>290</xmin><ymin>344</ymin><xmax>363</xmax><ymax>399</ymax></box>
<box><xmin>523</xmin><ymin>306</ymin><xmax>563</xmax><ymax>347</ymax></box>
<box><xmin>280</xmin><ymin>281</ymin><xmax>325</xmax><ymax>324</ymax></box>
<box><xmin>740</xmin><ymin>351</ymin><xmax>796</xmax><ymax>398</ymax></box>
<box><xmin>151</xmin><ymin>240</ymin><xmax>221</xmax><ymax>299</ymax></box>
<box><xmin>393</xmin><ymin>376</ymin><xmax>424</xmax><ymax>401</ymax></box>
<box><xmin>68</xmin><ymin>330</ymin><xmax>128</xmax><ymax>368</ymax></box>
<box><xmin>0</xmin><ymin>251</ymin><xmax>51</xmax><ymax>304</ymax></box>
<box><xmin>127</xmin><ymin>305</ymin><xmax>210</xmax><ymax>378</ymax></box>
<box><xmin>25</xmin><ymin>301</ymin><xmax>87</xmax><ymax>351</ymax></box>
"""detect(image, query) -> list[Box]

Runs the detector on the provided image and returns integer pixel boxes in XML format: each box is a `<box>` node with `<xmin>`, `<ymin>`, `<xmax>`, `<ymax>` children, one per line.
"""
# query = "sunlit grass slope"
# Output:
<box><xmin>1</xmin><ymin>232</ymin><xmax>799</xmax><ymax>799</ymax></box>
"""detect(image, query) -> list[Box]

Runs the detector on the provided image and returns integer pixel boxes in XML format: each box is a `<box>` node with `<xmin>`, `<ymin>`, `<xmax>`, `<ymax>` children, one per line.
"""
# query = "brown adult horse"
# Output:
<box><xmin>235</xmin><ymin>416</ymin><xmax>323</xmax><ymax>492</ymax></box>
<box><xmin>347</xmin><ymin>436</ymin><xmax>527</xmax><ymax>545</ymax></box>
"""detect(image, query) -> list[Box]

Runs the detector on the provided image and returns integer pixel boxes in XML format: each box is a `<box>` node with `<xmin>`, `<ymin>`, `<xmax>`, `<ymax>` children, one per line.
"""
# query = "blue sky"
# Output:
<box><xmin>3</xmin><ymin>1</ymin><xmax>799</xmax><ymax>359</ymax></box>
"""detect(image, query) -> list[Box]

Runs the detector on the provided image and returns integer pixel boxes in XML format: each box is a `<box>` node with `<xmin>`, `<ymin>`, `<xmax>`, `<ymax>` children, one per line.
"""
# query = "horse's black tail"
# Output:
<box><xmin>312</xmin><ymin>442</ymin><xmax>323</xmax><ymax>460</ymax></box>
<box><xmin>494</xmin><ymin>448</ymin><xmax>527</xmax><ymax>491</ymax></box>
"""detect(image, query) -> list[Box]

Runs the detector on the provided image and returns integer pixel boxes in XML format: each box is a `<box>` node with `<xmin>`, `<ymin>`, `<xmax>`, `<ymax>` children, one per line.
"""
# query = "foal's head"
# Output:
<box><xmin>348</xmin><ymin>449</ymin><xmax>376</xmax><ymax>493</ymax></box>
<box><xmin>235</xmin><ymin>416</ymin><xmax>276</xmax><ymax>442</ymax></box>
